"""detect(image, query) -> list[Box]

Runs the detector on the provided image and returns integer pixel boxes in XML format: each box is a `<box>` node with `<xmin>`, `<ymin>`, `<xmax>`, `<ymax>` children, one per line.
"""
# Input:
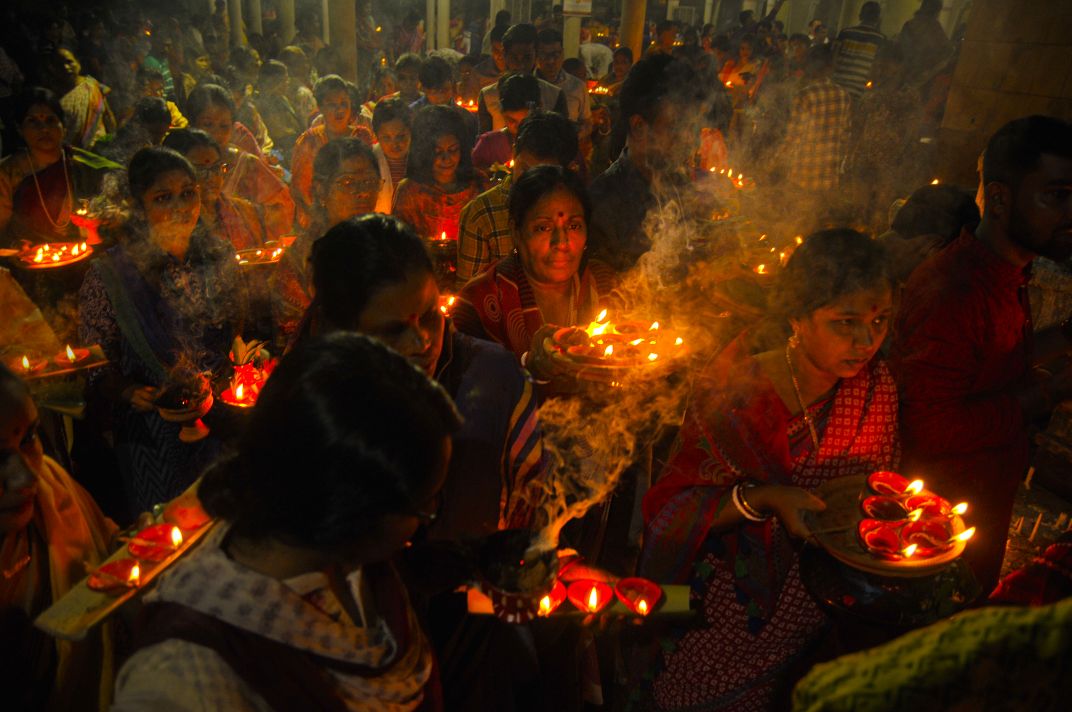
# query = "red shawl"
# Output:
<box><xmin>640</xmin><ymin>338</ymin><xmax>899</xmax><ymax>619</ymax></box>
<box><xmin>452</xmin><ymin>253</ymin><xmax>617</xmax><ymax>361</ymax></box>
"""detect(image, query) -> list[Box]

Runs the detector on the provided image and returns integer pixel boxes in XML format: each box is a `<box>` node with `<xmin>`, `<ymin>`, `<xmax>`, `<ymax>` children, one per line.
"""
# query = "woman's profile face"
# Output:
<box><xmin>140</xmin><ymin>168</ymin><xmax>201</xmax><ymax>244</ymax></box>
<box><xmin>19</xmin><ymin>103</ymin><xmax>64</xmax><ymax>155</ymax></box>
<box><xmin>432</xmin><ymin>133</ymin><xmax>461</xmax><ymax>185</ymax></box>
<box><xmin>318</xmin><ymin>154</ymin><xmax>380</xmax><ymax>226</ymax></box>
<box><xmin>792</xmin><ymin>284</ymin><xmax>894</xmax><ymax>381</ymax></box>
<box><xmin>514</xmin><ymin>187</ymin><xmax>587</xmax><ymax>287</ymax></box>
<box><xmin>184</xmin><ymin>144</ymin><xmax>225</xmax><ymax>205</ymax></box>
<box><xmin>193</xmin><ymin>104</ymin><xmax>234</xmax><ymax>150</ymax></box>
<box><xmin>356</xmin><ymin>269</ymin><xmax>445</xmax><ymax>377</ymax></box>
<box><xmin>0</xmin><ymin>390</ymin><xmax>42</xmax><ymax>535</ymax></box>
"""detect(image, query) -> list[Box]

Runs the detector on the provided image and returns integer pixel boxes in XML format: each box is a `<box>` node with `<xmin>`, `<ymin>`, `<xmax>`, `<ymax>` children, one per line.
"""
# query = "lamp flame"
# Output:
<box><xmin>539</xmin><ymin>595</ymin><xmax>553</xmax><ymax>616</ymax></box>
<box><xmin>170</xmin><ymin>526</ymin><xmax>183</xmax><ymax>548</ymax></box>
<box><xmin>647</xmin><ymin>353</ymin><xmax>658</xmax><ymax>362</ymax></box>
<box><xmin>951</xmin><ymin>502</ymin><xmax>968</xmax><ymax>516</ymax></box>
<box><xmin>904</xmin><ymin>479</ymin><xmax>924</xmax><ymax>496</ymax></box>
<box><xmin>675</xmin><ymin>337</ymin><xmax>684</xmax><ymax>346</ymax></box>
<box><xmin>65</xmin><ymin>344</ymin><xmax>76</xmax><ymax>362</ymax></box>
<box><xmin>649</xmin><ymin>321</ymin><xmax>659</xmax><ymax>330</ymax></box>
<box><xmin>235</xmin><ymin>383</ymin><xmax>245</xmax><ymax>401</ymax></box>
<box><xmin>129</xmin><ymin>563</ymin><xmax>141</xmax><ymax>584</ymax></box>
<box><xmin>907</xmin><ymin>508</ymin><xmax>924</xmax><ymax>522</ymax></box>
<box><xmin>951</xmin><ymin>527</ymin><xmax>976</xmax><ymax>543</ymax></box>
<box><xmin>596</xmin><ymin>309</ymin><xmax>608</xmax><ymax>323</ymax></box>
<box><xmin>636</xmin><ymin>599</ymin><xmax>649</xmax><ymax>615</ymax></box>
<box><xmin>21</xmin><ymin>355</ymin><xmax>30</xmax><ymax>371</ymax></box>
<box><xmin>604</xmin><ymin>345</ymin><xmax>614</xmax><ymax>357</ymax></box>
<box><xmin>587</xmin><ymin>586</ymin><xmax>600</xmax><ymax>612</ymax></box>
<box><xmin>902</xmin><ymin>543</ymin><xmax>918</xmax><ymax>558</ymax></box>
<box><xmin>931</xmin><ymin>178</ymin><xmax>940</xmax><ymax>185</ymax></box>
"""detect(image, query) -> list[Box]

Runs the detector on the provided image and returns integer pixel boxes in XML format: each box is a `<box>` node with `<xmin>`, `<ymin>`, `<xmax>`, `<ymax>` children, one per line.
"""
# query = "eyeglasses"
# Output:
<box><xmin>332</xmin><ymin>177</ymin><xmax>383</xmax><ymax>195</ymax></box>
<box><xmin>195</xmin><ymin>162</ymin><xmax>230</xmax><ymax>179</ymax></box>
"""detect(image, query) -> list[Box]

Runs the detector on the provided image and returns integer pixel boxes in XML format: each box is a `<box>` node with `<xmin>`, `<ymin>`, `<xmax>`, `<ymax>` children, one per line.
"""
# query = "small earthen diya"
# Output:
<box><xmin>860</xmin><ymin>495</ymin><xmax>909</xmax><ymax>521</ymax></box>
<box><xmin>866</xmin><ymin>471</ymin><xmax>925</xmax><ymax>496</ymax></box>
<box><xmin>900</xmin><ymin>519</ymin><xmax>955</xmax><ymax>558</ymax></box>
<box><xmin>127</xmin><ymin>524</ymin><xmax>184</xmax><ymax>562</ymax></box>
<box><xmin>537</xmin><ymin>580</ymin><xmax>568</xmax><ymax>617</ymax></box>
<box><xmin>87</xmin><ymin>558</ymin><xmax>140</xmax><ymax>593</ymax></box>
<box><xmin>54</xmin><ymin>344</ymin><xmax>91</xmax><ymax>366</ymax></box>
<box><xmin>567</xmin><ymin>580</ymin><xmax>614</xmax><ymax>614</ymax></box>
<box><xmin>857</xmin><ymin>519</ymin><xmax>907</xmax><ymax>560</ymax></box>
<box><xmin>8</xmin><ymin>354</ymin><xmax>48</xmax><ymax>374</ymax></box>
<box><xmin>615</xmin><ymin>577</ymin><xmax>663</xmax><ymax>616</ymax></box>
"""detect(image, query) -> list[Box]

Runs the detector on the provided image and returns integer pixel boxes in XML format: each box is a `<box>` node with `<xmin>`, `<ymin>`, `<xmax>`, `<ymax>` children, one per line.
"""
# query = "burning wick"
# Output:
<box><xmin>235</xmin><ymin>383</ymin><xmax>245</xmax><ymax>401</ymax></box>
<box><xmin>596</xmin><ymin>308</ymin><xmax>608</xmax><ymax>323</ymax></box>
<box><xmin>904</xmin><ymin>479</ymin><xmax>924</xmax><ymax>496</ymax></box>
<box><xmin>604</xmin><ymin>344</ymin><xmax>614</xmax><ymax>357</ymax></box>
<box><xmin>129</xmin><ymin>563</ymin><xmax>141</xmax><ymax>585</ymax></box>
<box><xmin>675</xmin><ymin>337</ymin><xmax>684</xmax><ymax>346</ymax></box>
<box><xmin>439</xmin><ymin>231</ymin><xmax>448</xmax><ymax>241</ymax></box>
<box><xmin>931</xmin><ymin>178</ymin><xmax>940</xmax><ymax>185</ymax></box>
<box><xmin>647</xmin><ymin>353</ymin><xmax>658</xmax><ymax>362</ymax></box>
<box><xmin>65</xmin><ymin>345</ymin><xmax>77</xmax><ymax>363</ymax></box>
<box><xmin>20</xmin><ymin>355</ymin><xmax>30</xmax><ymax>371</ymax></box>
<box><xmin>725</xmin><ymin>81</ymin><xmax>732</xmax><ymax>88</ymax></box>
<box><xmin>907</xmin><ymin>508</ymin><xmax>925</xmax><ymax>522</ymax></box>
<box><xmin>508</xmin><ymin>159</ymin><xmax>515</xmax><ymax>169</ymax></box>
<box><xmin>586</xmin><ymin>586</ymin><xmax>600</xmax><ymax>613</ymax></box>
<box><xmin>755</xmin><ymin>264</ymin><xmax>767</xmax><ymax>275</ymax></box>
<box><xmin>949</xmin><ymin>527</ymin><xmax>976</xmax><ymax>544</ymax></box>
<box><xmin>539</xmin><ymin>595</ymin><xmax>553</xmax><ymax>616</ymax></box>
<box><xmin>649</xmin><ymin>321</ymin><xmax>659</xmax><ymax>330</ymax></box>
<box><xmin>902</xmin><ymin>543</ymin><xmax>918</xmax><ymax>558</ymax></box>
<box><xmin>865</xmin><ymin>80</ymin><xmax>873</xmax><ymax>89</ymax></box>
<box><xmin>636</xmin><ymin>599</ymin><xmax>649</xmax><ymax>616</ymax></box>
<box><xmin>170</xmin><ymin>526</ymin><xmax>183</xmax><ymax>548</ymax></box>
<box><xmin>951</xmin><ymin>502</ymin><xmax>968</xmax><ymax>516</ymax></box>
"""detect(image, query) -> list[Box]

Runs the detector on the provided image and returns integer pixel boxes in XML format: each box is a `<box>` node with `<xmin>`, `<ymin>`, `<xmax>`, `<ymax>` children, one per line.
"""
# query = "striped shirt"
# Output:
<box><xmin>832</xmin><ymin>24</ymin><xmax>886</xmax><ymax>97</ymax></box>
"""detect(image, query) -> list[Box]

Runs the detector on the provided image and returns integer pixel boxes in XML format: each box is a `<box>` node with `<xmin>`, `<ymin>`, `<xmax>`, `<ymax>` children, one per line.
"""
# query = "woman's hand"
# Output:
<box><xmin>747</xmin><ymin>484</ymin><xmax>826</xmax><ymax>539</ymax></box>
<box><xmin>123</xmin><ymin>385</ymin><xmax>158</xmax><ymax>412</ymax></box>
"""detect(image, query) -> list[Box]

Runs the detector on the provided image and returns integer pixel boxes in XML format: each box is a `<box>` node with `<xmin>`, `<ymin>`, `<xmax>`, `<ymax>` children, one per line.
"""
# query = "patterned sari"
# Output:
<box><xmin>639</xmin><ymin>338</ymin><xmax>899</xmax><ymax>711</ymax></box>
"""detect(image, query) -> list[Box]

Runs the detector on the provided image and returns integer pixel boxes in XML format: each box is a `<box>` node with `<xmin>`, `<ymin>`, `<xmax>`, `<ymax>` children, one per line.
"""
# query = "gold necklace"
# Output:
<box><xmin>27</xmin><ymin>149</ymin><xmax>73</xmax><ymax>231</ymax></box>
<box><xmin>785</xmin><ymin>342</ymin><xmax>821</xmax><ymax>452</ymax></box>
<box><xmin>2</xmin><ymin>531</ymin><xmax>31</xmax><ymax>580</ymax></box>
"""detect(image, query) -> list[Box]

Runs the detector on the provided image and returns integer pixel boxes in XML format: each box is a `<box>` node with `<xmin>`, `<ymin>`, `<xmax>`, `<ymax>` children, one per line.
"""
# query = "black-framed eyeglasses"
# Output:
<box><xmin>195</xmin><ymin>162</ymin><xmax>230</xmax><ymax>179</ymax></box>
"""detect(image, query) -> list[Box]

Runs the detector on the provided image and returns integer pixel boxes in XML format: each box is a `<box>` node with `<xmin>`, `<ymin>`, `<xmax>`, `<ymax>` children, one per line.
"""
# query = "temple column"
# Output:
<box><xmin>229</xmin><ymin>0</ymin><xmax>244</xmax><ymax>47</ymax></box>
<box><xmin>278</xmin><ymin>0</ymin><xmax>295</xmax><ymax>44</ymax></box>
<box><xmin>328</xmin><ymin>0</ymin><xmax>357</xmax><ymax>82</ymax></box>
<box><xmin>620</xmin><ymin>0</ymin><xmax>646</xmax><ymax>61</ymax></box>
<box><xmin>246</xmin><ymin>0</ymin><xmax>263</xmax><ymax>35</ymax></box>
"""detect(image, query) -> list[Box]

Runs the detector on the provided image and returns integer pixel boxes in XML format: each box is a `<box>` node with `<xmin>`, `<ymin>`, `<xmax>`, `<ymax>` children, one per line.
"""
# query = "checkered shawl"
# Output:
<box><xmin>785</xmin><ymin>78</ymin><xmax>852</xmax><ymax>191</ymax></box>
<box><xmin>457</xmin><ymin>178</ymin><xmax>512</xmax><ymax>282</ymax></box>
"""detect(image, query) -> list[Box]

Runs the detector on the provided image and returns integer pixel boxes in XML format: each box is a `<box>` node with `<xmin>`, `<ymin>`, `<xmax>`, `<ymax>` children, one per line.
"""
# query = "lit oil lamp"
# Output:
<box><xmin>567</xmin><ymin>580</ymin><xmax>613</xmax><ymax>614</ymax></box>
<box><xmin>55</xmin><ymin>344</ymin><xmax>91</xmax><ymax>366</ymax></box>
<box><xmin>931</xmin><ymin>178</ymin><xmax>940</xmax><ymax>185</ymax></box>
<box><xmin>439</xmin><ymin>294</ymin><xmax>457</xmax><ymax>316</ymax></box>
<box><xmin>127</xmin><ymin>524</ymin><xmax>185</xmax><ymax>562</ymax></box>
<box><xmin>865</xmin><ymin>80</ymin><xmax>873</xmax><ymax>89</ymax></box>
<box><xmin>88</xmin><ymin>557</ymin><xmax>141</xmax><ymax>593</ymax></box>
<box><xmin>537</xmin><ymin>580</ymin><xmax>567</xmax><ymax>617</ymax></box>
<box><xmin>615</xmin><ymin>577</ymin><xmax>663</xmax><ymax>616</ymax></box>
<box><xmin>9</xmin><ymin>353</ymin><xmax>47</xmax><ymax>374</ymax></box>
<box><xmin>221</xmin><ymin>380</ymin><xmax>258</xmax><ymax>408</ymax></box>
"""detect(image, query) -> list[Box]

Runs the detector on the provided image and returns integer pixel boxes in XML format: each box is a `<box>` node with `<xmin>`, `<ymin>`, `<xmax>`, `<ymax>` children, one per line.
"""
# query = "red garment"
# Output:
<box><xmin>889</xmin><ymin>230</ymin><xmax>1032</xmax><ymax>592</ymax></box>
<box><xmin>392</xmin><ymin>177</ymin><xmax>486</xmax><ymax>241</ymax></box>
<box><xmin>640</xmin><ymin>341</ymin><xmax>899</xmax><ymax>710</ymax></box>
<box><xmin>471</xmin><ymin>130</ymin><xmax>512</xmax><ymax>173</ymax></box>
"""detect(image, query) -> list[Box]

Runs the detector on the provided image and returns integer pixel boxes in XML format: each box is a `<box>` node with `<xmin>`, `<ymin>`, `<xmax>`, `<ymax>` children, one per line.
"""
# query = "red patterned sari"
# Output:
<box><xmin>639</xmin><ymin>338</ymin><xmax>899</xmax><ymax>710</ymax></box>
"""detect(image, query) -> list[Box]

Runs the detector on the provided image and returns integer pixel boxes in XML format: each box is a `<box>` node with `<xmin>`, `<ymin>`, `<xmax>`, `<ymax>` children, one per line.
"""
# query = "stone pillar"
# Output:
<box><xmin>229</xmin><ymin>0</ymin><xmax>244</xmax><ymax>46</ymax></box>
<box><xmin>247</xmin><ymin>0</ymin><xmax>263</xmax><ymax>35</ymax></box>
<box><xmin>666</xmin><ymin>0</ymin><xmax>679</xmax><ymax>21</ymax></box>
<box><xmin>328</xmin><ymin>0</ymin><xmax>357</xmax><ymax>82</ymax></box>
<box><xmin>564</xmin><ymin>15</ymin><xmax>581</xmax><ymax>59</ymax></box>
<box><xmin>427</xmin><ymin>0</ymin><xmax>437</xmax><ymax>51</ymax></box>
<box><xmin>620</xmin><ymin>0</ymin><xmax>645</xmax><ymax>60</ymax></box>
<box><xmin>279</xmin><ymin>0</ymin><xmax>296</xmax><ymax>44</ymax></box>
<box><xmin>437</xmin><ymin>0</ymin><xmax>451</xmax><ymax>50</ymax></box>
<box><xmin>704</xmin><ymin>0</ymin><xmax>716</xmax><ymax>25</ymax></box>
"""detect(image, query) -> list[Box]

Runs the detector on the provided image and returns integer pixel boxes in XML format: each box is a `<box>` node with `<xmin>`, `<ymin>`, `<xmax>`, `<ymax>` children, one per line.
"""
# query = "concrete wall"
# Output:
<box><xmin>937</xmin><ymin>0</ymin><xmax>1072</xmax><ymax>184</ymax></box>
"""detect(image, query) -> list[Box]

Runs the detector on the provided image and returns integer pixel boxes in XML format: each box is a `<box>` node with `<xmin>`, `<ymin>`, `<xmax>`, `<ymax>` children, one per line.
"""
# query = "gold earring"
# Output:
<box><xmin>788</xmin><ymin>331</ymin><xmax>800</xmax><ymax>349</ymax></box>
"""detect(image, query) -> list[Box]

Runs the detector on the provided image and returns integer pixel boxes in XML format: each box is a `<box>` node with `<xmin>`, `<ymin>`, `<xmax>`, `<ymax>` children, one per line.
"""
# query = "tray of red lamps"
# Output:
<box><xmin>804</xmin><ymin>474</ymin><xmax>973</xmax><ymax>578</ymax></box>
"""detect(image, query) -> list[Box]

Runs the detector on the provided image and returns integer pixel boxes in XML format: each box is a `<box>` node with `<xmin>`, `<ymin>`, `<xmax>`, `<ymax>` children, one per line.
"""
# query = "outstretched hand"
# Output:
<box><xmin>748</xmin><ymin>484</ymin><xmax>826</xmax><ymax>539</ymax></box>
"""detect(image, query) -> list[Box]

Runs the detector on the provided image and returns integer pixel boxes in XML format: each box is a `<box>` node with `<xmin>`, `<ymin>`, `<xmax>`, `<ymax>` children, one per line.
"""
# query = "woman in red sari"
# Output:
<box><xmin>639</xmin><ymin>229</ymin><xmax>899</xmax><ymax>711</ymax></box>
<box><xmin>392</xmin><ymin>105</ymin><xmax>486</xmax><ymax>240</ymax></box>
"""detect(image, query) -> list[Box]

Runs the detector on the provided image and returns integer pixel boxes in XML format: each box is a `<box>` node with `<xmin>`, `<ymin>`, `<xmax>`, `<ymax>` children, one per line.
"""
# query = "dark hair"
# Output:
<box><xmin>128</xmin><ymin>147</ymin><xmax>197</xmax><ymax>201</ymax></box>
<box><xmin>199</xmin><ymin>332</ymin><xmax>461</xmax><ymax>551</ymax></box>
<box><xmin>770</xmin><ymin>229</ymin><xmax>892</xmax><ymax>319</ymax></box>
<box><xmin>186</xmin><ymin>83</ymin><xmax>236</xmax><ymax>122</ymax></box>
<box><xmin>395</xmin><ymin>52</ymin><xmax>422</xmax><ymax>73</ymax></box>
<box><xmin>258</xmin><ymin>59</ymin><xmax>288</xmax><ymax>87</ymax></box>
<box><xmin>713</xmin><ymin>34</ymin><xmax>732</xmax><ymax>52</ymax></box>
<box><xmin>892</xmin><ymin>184</ymin><xmax>980</xmax><ymax>244</ymax></box>
<box><xmin>739</xmin><ymin>10</ymin><xmax>755</xmax><ymax>25</ymax></box>
<box><xmin>739</xmin><ymin>34</ymin><xmax>756</xmax><ymax>49</ymax></box>
<box><xmin>133</xmin><ymin>96</ymin><xmax>173</xmax><ymax>127</ymax></box>
<box><xmin>563</xmin><ymin>58</ymin><xmax>585</xmax><ymax>77</ymax></box>
<box><xmin>490</xmin><ymin>24</ymin><xmax>508</xmax><ymax>45</ymax></box>
<box><xmin>162</xmin><ymin>127</ymin><xmax>222</xmax><ymax>156</ymax></box>
<box><xmin>656</xmin><ymin>20</ymin><xmax>677</xmax><ymax>35</ymax></box>
<box><xmin>418</xmin><ymin>56</ymin><xmax>453</xmax><ymax>90</ymax></box>
<box><xmin>13</xmin><ymin>87</ymin><xmax>65</xmax><ymax>125</ymax></box>
<box><xmin>372</xmin><ymin>97</ymin><xmax>413</xmax><ymax>134</ymax></box>
<box><xmin>458</xmin><ymin>55</ymin><xmax>477</xmax><ymax>68</ymax></box>
<box><xmin>138</xmin><ymin>67</ymin><xmax>165</xmax><ymax>85</ymax></box>
<box><xmin>613</xmin><ymin>46</ymin><xmax>633</xmax><ymax>62</ymax></box>
<box><xmin>537</xmin><ymin>28</ymin><xmax>563</xmax><ymax>47</ymax></box>
<box><xmin>503</xmin><ymin>23</ymin><xmax>538</xmax><ymax>51</ymax></box>
<box><xmin>919</xmin><ymin>0</ymin><xmax>943</xmax><ymax>17</ymax></box>
<box><xmin>982</xmin><ymin>115</ymin><xmax>1072</xmax><ymax>191</ymax></box>
<box><xmin>499</xmin><ymin>73</ymin><xmax>540</xmax><ymax>112</ymax></box>
<box><xmin>508</xmin><ymin>165</ymin><xmax>590</xmax><ymax>227</ymax></box>
<box><xmin>788</xmin><ymin>33</ymin><xmax>811</xmax><ymax>45</ymax></box>
<box><xmin>312</xmin><ymin>138</ymin><xmax>379</xmax><ymax>192</ymax></box>
<box><xmin>618</xmin><ymin>54</ymin><xmax>700</xmax><ymax>123</ymax></box>
<box><xmin>860</xmin><ymin>1</ymin><xmax>882</xmax><ymax>22</ymax></box>
<box><xmin>278</xmin><ymin>45</ymin><xmax>309</xmax><ymax>72</ymax></box>
<box><xmin>313</xmin><ymin>74</ymin><xmax>349</xmax><ymax>105</ymax></box>
<box><xmin>515</xmin><ymin>111</ymin><xmax>578</xmax><ymax>166</ymax></box>
<box><xmin>494</xmin><ymin>9</ymin><xmax>511</xmax><ymax>27</ymax></box>
<box><xmin>311</xmin><ymin>214</ymin><xmax>434</xmax><ymax>330</ymax></box>
<box><xmin>406</xmin><ymin>105</ymin><xmax>476</xmax><ymax>185</ymax></box>
<box><xmin>805</xmin><ymin>44</ymin><xmax>835</xmax><ymax>72</ymax></box>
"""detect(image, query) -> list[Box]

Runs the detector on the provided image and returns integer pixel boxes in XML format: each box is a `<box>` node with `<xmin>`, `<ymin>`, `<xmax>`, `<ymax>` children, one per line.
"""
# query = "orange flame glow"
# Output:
<box><xmin>636</xmin><ymin>599</ymin><xmax>649</xmax><ymax>615</ymax></box>
<box><xmin>951</xmin><ymin>527</ymin><xmax>976</xmax><ymax>543</ymax></box>
<box><xmin>21</xmin><ymin>355</ymin><xmax>30</xmax><ymax>371</ymax></box>
<box><xmin>904</xmin><ymin>479</ymin><xmax>924</xmax><ymax>496</ymax></box>
<box><xmin>604</xmin><ymin>345</ymin><xmax>614</xmax><ymax>357</ymax></box>
<box><xmin>129</xmin><ymin>563</ymin><xmax>141</xmax><ymax>584</ymax></box>
<box><xmin>65</xmin><ymin>345</ymin><xmax>76</xmax><ymax>362</ymax></box>
<box><xmin>902</xmin><ymin>543</ymin><xmax>918</xmax><ymax>558</ymax></box>
<box><xmin>235</xmin><ymin>383</ymin><xmax>245</xmax><ymax>401</ymax></box>
<box><xmin>539</xmin><ymin>595</ymin><xmax>553</xmax><ymax>616</ymax></box>
<box><xmin>587</xmin><ymin>586</ymin><xmax>600</xmax><ymax>612</ymax></box>
<box><xmin>170</xmin><ymin>526</ymin><xmax>183</xmax><ymax>548</ymax></box>
<box><xmin>951</xmin><ymin>502</ymin><xmax>968</xmax><ymax>516</ymax></box>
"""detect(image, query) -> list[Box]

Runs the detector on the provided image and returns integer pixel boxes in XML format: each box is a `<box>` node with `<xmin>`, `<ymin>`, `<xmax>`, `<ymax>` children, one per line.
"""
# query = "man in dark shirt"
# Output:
<box><xmin>890</xmin><ymin>115</ymin><xmax>1072</xmax><ymax>592</ymax></box>
<box><xmin>587</xmin><ymin>54</ymin><xmax>702</xmax><ymax>273</ymax></box>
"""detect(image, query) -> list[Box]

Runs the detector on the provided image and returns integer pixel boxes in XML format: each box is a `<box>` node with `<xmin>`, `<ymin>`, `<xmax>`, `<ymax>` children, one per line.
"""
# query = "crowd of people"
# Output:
<box><xmin>2</xmin><ymin>1</ymin><xmax>1072</xmax><ymax>711</ymax></box>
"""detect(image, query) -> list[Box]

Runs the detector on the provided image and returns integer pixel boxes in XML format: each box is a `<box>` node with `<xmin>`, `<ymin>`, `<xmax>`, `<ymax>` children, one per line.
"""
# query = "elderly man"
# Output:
<box><xmin>890</xmin><ymin>115</ymin><xmax>1072</xmax><ymax>592</ymax></box>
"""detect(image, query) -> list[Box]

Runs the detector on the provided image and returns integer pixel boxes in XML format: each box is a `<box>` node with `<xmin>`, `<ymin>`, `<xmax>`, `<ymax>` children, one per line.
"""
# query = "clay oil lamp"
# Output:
<box><xmin>126</xmin><ymin>524</ymin><xmax>184</xmax><ymax>562</ymax></box>
<box><xmin>567</xmin><ymin>580</ymin><xmax>614</xmax><ymax>614</ymax></box>
<box><xmin>537</xmin><ymin>580</ymin><xmax>568</xmax><ymax>617</ymax></box>
<box><xmin>615</xmin><ymin>577</ymin><xmax>663</xmax><ymax>616</ymax></box>
<box><xmin>54</xmin><ymin>344</ymin><xmax>91</xmax><ymax>366</ymax></box>
<box><xmin>88</xmin><ymin>558</ymin><xmax>141</xmax><ymax>594</ymax></box>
